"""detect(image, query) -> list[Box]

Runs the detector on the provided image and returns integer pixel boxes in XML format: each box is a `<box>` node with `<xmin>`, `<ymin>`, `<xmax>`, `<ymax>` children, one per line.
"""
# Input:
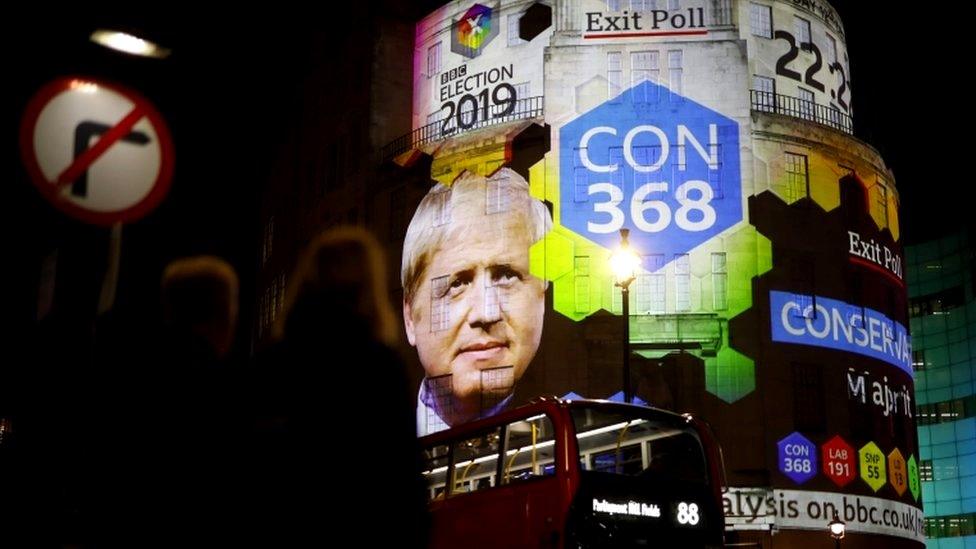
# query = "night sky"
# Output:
<box><xmin>6</xmin><ymin>2</ymin><xmax>968</xmax><ymax>317</ymax></box>
<box><xmin>829</xmin><ymin>1</ymin><xmax>971</xmax><ymax>243</ymax></box>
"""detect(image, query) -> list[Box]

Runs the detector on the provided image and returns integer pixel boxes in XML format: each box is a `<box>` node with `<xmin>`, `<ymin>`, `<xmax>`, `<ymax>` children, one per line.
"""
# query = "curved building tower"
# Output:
<box><xmin>389</xmin><ymin>0</ymin><xmax>921</xmax><ymax>545</ymax></box>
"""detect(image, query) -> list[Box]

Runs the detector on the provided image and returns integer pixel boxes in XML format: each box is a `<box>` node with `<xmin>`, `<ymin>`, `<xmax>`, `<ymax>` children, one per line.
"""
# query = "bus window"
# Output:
<box><xmin>572</xmin><ymin>408</ymin><xmax>707</xmax><ymax>483</ymax></box>
<box><xmin>590</xmin><ymin>443</ymin><xmax>643</xmax><ymax>475</ymax></box>
<box><xmin>647</xmin><ymin>431</ymin><xmax>707</xmax><ymax>483</ymax></box>
<box><xmin>501</xmin><ymin>414</ymin><xmax>556</xmax><ymax>484</ymax></box>
<box><xmin>423</xmin><ymin>442</ymin><xmax>450</xmax><ymax>502</ymax></box>
<box><xmin>450</xmin><ymin>428</ymin><xmax>501</xmax><ymax>495</ymax></box>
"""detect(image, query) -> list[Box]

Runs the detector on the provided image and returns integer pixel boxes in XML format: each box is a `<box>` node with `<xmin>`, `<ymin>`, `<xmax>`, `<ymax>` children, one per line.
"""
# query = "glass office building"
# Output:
<box><xmin>910</xmin><ymin>231</ymin><xmax>976</xmax><ymax>547</ymax></box>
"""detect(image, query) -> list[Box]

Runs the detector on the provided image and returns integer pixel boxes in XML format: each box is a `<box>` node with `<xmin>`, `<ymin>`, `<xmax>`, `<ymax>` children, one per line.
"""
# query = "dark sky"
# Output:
<box><xmin>828</xmin><ymin>1</ymin><xmax>971</xmax><ymax>243</ymax></box>
<box><xmin>6</xmin><ymin>3</ymin><xmax>967</xmax><ymax>259</ymax></box>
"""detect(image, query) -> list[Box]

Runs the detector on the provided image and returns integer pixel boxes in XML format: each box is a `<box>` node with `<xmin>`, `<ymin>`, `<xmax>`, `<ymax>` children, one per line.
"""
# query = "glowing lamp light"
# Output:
<box><xmin>610</xmin><ymin>229</ymin><xmax>640</xmax><ymax>287</ymax></box>
<box><xmin>90</xmin><ymin>30</ymin><xmax>171</xmax><ymax>59</ymax></box>
<box><xmin>828</xmin><ymin>514</ymin><xmax>846</xmax><ymax>539</ymax></box>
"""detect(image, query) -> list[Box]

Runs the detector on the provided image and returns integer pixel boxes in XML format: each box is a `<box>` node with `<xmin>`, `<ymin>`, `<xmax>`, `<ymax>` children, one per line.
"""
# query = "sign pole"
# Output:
<box><xmin>96</xmin><ymin>222</ymin><xmax>123</xmax><ymax>315</ymax></box>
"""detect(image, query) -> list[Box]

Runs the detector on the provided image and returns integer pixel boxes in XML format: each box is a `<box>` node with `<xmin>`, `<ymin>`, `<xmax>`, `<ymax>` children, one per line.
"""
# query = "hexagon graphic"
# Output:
<box><xmin>452</xmin><ymin>3</ymin><xmax>499</xmax><ymax>58</ymax></box>
<box><xmin>777</xmin><ymin>432</ymin><xmax>817</xmax><ymax>485</ymax></box>
<box><xmin>907</xmin><ymin>454</ymin><xmax>920</xmax><ymax>501</ymax></box>
<box><xmin>858</xmin><ymin>441</ymin><xmax>886</xmax><ymax>493</ymax></box>
<box><xmin>821</xmin><ymin>435</ymin><xmax>856</xmax><ymax>488</ymax></box>
<box><xmin>888</xmin><ymin>448</ymin><xmax>907</xmax><ymax>496</ymax></box>
<box><xmin>559</xmin><ymin>79</ymin><xmax>742</xmax><ymax>275</ymax></box>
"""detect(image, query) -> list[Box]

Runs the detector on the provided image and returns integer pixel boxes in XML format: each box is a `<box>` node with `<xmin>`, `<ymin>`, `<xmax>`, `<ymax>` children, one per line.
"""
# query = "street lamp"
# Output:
<box><xmin>610</xmin><ymin>228</ymin><xmax>641</xmax><ymax>404</ymax></box>
<box><xmin>828</xmin><ymin>513</ymin><xmax>846</xmax><ymax>548</ymax></box>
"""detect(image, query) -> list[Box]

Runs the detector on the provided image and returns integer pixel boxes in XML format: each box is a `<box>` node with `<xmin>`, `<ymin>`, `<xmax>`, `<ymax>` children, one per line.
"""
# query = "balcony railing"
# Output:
<box><xmin>750</xmin><ymin>90</ymin><xmax>853</xmax><ymax>134</ymax></box>
<box><xmin>381</xmin><ymin>95</ymin><xmax>544</xmax><ymax>162</ymax></box>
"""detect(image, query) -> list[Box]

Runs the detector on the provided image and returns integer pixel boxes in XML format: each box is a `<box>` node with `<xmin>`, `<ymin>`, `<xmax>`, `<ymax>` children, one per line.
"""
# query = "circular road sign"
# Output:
<box><xmin>19</xmin><ymin>76</ymin><xmax>174</xmax><ymax>226</ymax></box>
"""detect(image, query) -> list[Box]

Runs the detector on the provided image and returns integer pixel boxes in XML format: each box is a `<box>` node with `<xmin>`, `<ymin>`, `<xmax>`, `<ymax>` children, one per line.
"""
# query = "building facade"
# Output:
<box><xmin>256</xmin><ymin>0</ymin><xmax>922</xmax><ymax>546</ymax></box>
<box><xmin>909</xmin><ymin>231</ymin><xmax>976</xmax><ymax>548</ymax></box>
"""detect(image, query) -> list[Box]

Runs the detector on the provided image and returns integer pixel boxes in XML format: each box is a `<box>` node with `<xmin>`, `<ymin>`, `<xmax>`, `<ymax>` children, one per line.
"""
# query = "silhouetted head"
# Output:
<box><xmin>279</xmin><ymin>226</ymin><xmax>397</xmax><ymax>346</ymax></box>
<box><xmin>161</xmin><ymin>256</ymin><xmax>239</xmax><ymax>359</ymax></box>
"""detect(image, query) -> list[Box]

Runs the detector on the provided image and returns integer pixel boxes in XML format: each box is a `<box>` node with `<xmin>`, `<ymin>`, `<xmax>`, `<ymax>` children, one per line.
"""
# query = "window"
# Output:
<box><xmin>422</xmin><ymin>441</ymin><xmax>451</xmax><ymax>501</ymax></box>
<box><xmin>797</xmin><ymin>87</ymin><xmax>815</xmax><ymax>120</ymax></box>
<box><xmin>259</xmin><ymin>286</ymin><xmax>270</xmax><ymax>336</ymax></box>
<box><xmin>575</xmin><ymin>256</ymin><xmax>591</xmax><ymax>312</ymax></box>
<box><xmin>792</xmin><ymin>362</ymin><xmax>825</xmax><ymax>433</ymax></box>
<box><xmin>672</xmin><ymin>154</ymin><xmax>686</xmax><ymax>194</ymax></box>
<box><xmin>480</xmin><ymin>367</ymin><xmax>514</xmax><ymax>412</ymax></box>
<box><xmin>790</xmin><ymin>258</ymin><xmax>815</xmax><ymax>319</ymax></box>
<box><xmin>925</xmin><ymin>513</ymin><xmax>976</xmax><ymax>539</ymax></box>
<box><xmin>910</xmin><ymin>286</ymin><xmax>965</xmax><ymax>316</ymax></box>
<box><xmin>592</xmin><ymin>444</ymin><xmax>644</xmax><ymax>475</ymax></box>
<box><xmin>631</xmin><ymin>0</ymin><xmax>652</xmax><ymax>10</ymax></box>
<box><xmin>573</xmin><ymin>408</ymin><xmax>707</xmax><ymax>483</ymax></box>
<box><xmin>574</xmin><ymin>167</ymin><xmax>589</xmax><ymax>203</ymax></box>
<box><xmin>754</xmin><ymin>75</ymin><xmax>775</xmax><ymax>112</ymax></box>
<box><xmin>827</xmin><ymin>105</ymin><xmax>843</xmax><ymax>130</ymax></box>
<box><xmin>273</xmin><ymin>272</ymin><xmax>285</xmax><ymax>324</ymax></box>
<box><xmin>512</xmin><ymin>81</ymin><xmax>531</xmax><ymax>114</ymax></box>
<box><xmin>668</xmin><ymin>50</ymin><xmax>683</xmax><ymax>98</ymax></box>
<box><xmin>843</xmin><ymin>303</ymin><xmax>865</xmax><ymax>328</ymax></box>
<box><xmin>784</xmin><ymin>152</ymin><xmax>809</xmax><ymax>202</ymax></box>
<box><xmin>712</xmin><ymin>252</ymin><xmax>727</xmax><ymax>310</ymax></box>
<box><xmin>637</xmin><ymin>254</ymin><xmax>666</xmax><ymax>313</ymax></box>
<box><xmin>485</xmin><ymin>273</ymin><xmax>503</xmax><ymax>319</ymax></box>
<box><xmin>503</xmin><ymin>415</ymin><xmax>557</xmax><ymax>484</ymax></box>
<box><xmin>711</xmin><ymin>0</ymin><xmax>732</xmax><ymax>25</ymax></box>
<box><xmin>675</xmin><ymin>253</ymin><xmax>690</xmax><ymax>312</ymax></box>
<box><xmin>262</xmin><ymin>215</ymin><xmax>275</xmax><ymax>265</ymax></box>
<box><xmin>451</xmin><ymin>428</ymin><xmax>502</xmax><ymax>495</ymax></box>
<box><xmin>871</xmin><ymin>180</ymin><xmax>888</xmax><ymax>226</ymax></box>
<box><xmin>915</xmin><ymin>396</ymin><xmax>976</xmax><ymax>425</ymax></box>
<box><xmin>750</xmin><ymin>3</ymin><xmax>772</xmax><ymax>38</ymax></box>
<box><xmin>793</xmin><ymin>16</ymin><xmax>811</xmax><ymax>46</ymax></box>
<box><xmin>608</xmin><ymin>52</ymin><xmax>622</xmax><ymax>101</ymax></box>
<box><xmin>431</xmin><ymin>187</ymin><xmax>451</xmax><ymax>226</ymax></box>
<box><xmin>708</xmin><ymin>144</ymin><xmax>724</xmax><ymax>198</ymax></box>
<box><xmin>427</xmin><ymin>42</ymin><xmax>441</xmax><ymax>77</ymax></box>
<box><xmin>919</xmin><ymin>460</ymin><xmax>933</xmax><ymax>482</ymax></box>
<box><xmin>826</xmin><ymin>33</ymin><xmax>838</xmax><ymax>64</ymax></box>
<box><xmin>486</xmin><ymin>172</ymin><xmax>512</xmax><ymax>214</ymax></box>
<box><xmin>610</xmin><ymin>146</ymin><xmax>624</xmax><ymax>192</ymax></box>
<box><xmin>431</xmin><ymin>275</ymin><xmax>450</xmax><ymax>332</ymax></box>
<box><xmin>631</xmin><ymin>51</ymin><xmax>660</xmax><ymax>104</ymax></box>
<box><xmin>607</xmin><ymin>0</ymin><xmax>622</xmax><ymax>10</ymax></box>
<box><xmin>508</xmin><ymin>12</ymin><xmax>526</xmax><ymax>46</ymax></box>
<box><xmin>912</xmin><ymin>349</ymin><xmax>926</xmax><ymax>371</ymax></box>
<box><xmin>423</xmin><ymin>375</ymin><xmax>454</xmax><ymax>434</ymax></box>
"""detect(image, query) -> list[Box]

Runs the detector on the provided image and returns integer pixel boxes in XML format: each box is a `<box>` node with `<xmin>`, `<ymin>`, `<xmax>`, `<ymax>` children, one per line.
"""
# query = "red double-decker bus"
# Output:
<box><xmin>420</xmin><ymin>398</ymin><xmax>726</xmax><ymax>548</ymax></box>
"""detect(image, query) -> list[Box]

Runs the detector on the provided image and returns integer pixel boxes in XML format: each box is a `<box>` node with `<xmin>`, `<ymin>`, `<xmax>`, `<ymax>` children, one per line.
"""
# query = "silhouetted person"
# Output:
<box><xmin>252</xmin><ymin>227</ymin><xmax>427</xmax><ymax>547</ymax></box>
<box><xmin>94</xmin><ymin>256</ymin><xmax>242</xmax><ymax>548</ymax></box>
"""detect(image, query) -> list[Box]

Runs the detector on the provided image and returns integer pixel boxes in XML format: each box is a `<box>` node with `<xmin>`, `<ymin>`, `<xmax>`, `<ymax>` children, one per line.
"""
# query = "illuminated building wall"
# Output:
<box><xmin>306</xmin><ymin>0</ymin><xmax>922</xmax><ymax>546</ymax></box>
<box><xmin>908</xmin><ymin>231</ymin><xmax>976</xmax><ymax>547</ymax></box>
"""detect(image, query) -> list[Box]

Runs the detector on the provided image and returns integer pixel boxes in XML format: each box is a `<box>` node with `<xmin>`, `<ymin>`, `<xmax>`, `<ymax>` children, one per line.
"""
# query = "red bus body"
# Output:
<box><xmin>420</xmin><ymin>398</ymin><xmax>726</xmax><ymax>548</ymax></box>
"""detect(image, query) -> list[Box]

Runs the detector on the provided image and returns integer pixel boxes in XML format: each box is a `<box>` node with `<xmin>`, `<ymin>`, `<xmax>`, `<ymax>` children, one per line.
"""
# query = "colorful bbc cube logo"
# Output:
<box><xmin>452</xmin><ymin>3</ymin><xmax>499</xmax><ymax>58</ymax></box>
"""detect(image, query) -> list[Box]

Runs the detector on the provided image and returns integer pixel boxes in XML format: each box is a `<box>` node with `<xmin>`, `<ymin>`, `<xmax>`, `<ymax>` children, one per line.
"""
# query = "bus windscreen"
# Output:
<box><xmin>568</xmin><ymin>406</ymin><xmax>723</xmax><ymax>548</ymax></box>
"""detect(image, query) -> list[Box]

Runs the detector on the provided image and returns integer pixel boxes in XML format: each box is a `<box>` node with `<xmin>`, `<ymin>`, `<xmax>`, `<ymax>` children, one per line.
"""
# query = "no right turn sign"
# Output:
<box><xmin>19</xmin><ymin>76</ymin><xmax>175</xmax><ymax>226</ymax></box>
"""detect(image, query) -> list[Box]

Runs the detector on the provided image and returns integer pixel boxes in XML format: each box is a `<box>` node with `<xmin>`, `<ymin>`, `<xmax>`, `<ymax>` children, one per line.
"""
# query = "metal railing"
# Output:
<box><xmin>750</xmin><ymin>90</ymin><xmax>853</xmax><ymax>134</ymax></box>
<box><xmin>381</xmin><ymin>95</ymin><xmax>544</xmax><ymax>161</ymax></box>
